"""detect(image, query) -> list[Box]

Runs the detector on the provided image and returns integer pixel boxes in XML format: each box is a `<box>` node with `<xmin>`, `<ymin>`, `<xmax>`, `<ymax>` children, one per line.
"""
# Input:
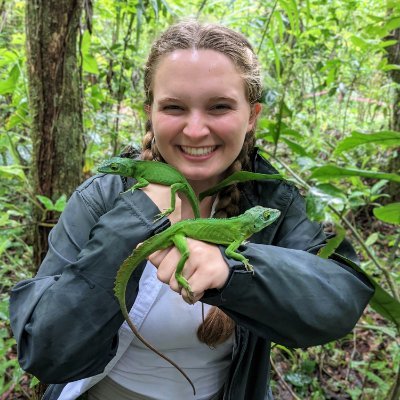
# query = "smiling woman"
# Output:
<box><xmin>9</xmin><ymin>19</ymin><xmax>373</xmax><ymax>400</ymax></box>
<box><xmin>147</xmin><ymin>48</ymin><xmax>261</xmax><ymax>192</ymax></box>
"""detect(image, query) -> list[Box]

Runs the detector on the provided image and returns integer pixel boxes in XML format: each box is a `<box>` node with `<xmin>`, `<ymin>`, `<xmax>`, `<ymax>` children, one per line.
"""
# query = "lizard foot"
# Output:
<box><xmin>176</xmin><ymin>275</ymin><xmax>195</xmax><ymax>303</ymax></box>
<box><xmin>243</xmin><ymin>261</ymin><xmax>255</xmax><ymax>274</ymax></box>
<box><xmin>153</xmin><ymin>208</ymin><xmax>173</xmax><ymax>222</ymax></box>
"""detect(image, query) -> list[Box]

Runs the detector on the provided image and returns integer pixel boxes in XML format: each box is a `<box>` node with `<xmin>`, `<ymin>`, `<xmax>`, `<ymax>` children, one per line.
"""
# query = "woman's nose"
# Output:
<box><xmin>182</xmin><ymin>111</ymin><xmax>210</xmax><ymax>138</ymax></box>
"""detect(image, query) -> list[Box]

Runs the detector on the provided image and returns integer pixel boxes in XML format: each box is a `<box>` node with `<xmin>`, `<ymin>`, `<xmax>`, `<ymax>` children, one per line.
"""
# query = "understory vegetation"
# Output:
<box><xmin>1</xmin><ymin>0</ymin><xmax>399</xmax><ymax>398</ymax></box>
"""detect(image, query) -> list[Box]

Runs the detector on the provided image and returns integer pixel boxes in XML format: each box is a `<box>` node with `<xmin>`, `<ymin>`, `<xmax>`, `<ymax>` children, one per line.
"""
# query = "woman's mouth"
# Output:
<box><xmin>180</xmin><ymin>145</ymin><xmax>217</xmax><ymax>156</ymax></box>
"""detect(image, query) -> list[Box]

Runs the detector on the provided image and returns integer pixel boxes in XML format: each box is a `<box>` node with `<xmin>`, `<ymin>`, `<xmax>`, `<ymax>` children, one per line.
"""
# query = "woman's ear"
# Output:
<box><xmin>248</xmin><ymin>102</ymin><xmax>262</xmax><ymax>130</ymax></box>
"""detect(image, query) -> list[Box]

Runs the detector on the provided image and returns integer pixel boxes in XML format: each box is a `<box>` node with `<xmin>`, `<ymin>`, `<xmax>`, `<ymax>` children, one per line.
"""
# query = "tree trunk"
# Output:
<box><xmin>26</xmin><ymin>0</ymin><xmax>84</xmax><ymax>267</ymax></box>
<box><xmin>386</xmin><ymin>27</ymin><xmax>400</xmax><ymax>203</ymax></box>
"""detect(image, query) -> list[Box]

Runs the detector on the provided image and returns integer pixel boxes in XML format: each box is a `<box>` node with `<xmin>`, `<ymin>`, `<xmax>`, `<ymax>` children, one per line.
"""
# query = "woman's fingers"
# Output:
<box><xmin>148</xmin><ymin>238</ymin><xmax>230</xmax><ymax>303</ymax></box>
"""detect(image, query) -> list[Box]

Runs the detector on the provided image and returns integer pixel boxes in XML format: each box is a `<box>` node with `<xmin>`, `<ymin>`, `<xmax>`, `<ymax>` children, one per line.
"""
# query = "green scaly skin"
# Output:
<box><xmin>98</xmin><ymin>157</ymin><xmax>201</xmax><ymax>220</ymax></box>
<box><xmin>199</xmin><ymin>171</ymin><xmax>284</xmax><ymax>201</ymax></box>
<box><xmin>98</xmin><ymin>157</ymin><xmax>284</xmax><ymax>219</ymax></box>
<box><xmin>114</xmin><ymin>206</ymin><xmax>281</xmax><ymax>395</ymax></box>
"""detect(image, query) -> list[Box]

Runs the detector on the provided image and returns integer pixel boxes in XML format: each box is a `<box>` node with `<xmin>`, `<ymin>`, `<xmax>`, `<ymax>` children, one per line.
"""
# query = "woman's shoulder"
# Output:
<box><xmin>74</xmin><ymin>173</ymin><xmax>126</xmax><ymax>217</ymax></box>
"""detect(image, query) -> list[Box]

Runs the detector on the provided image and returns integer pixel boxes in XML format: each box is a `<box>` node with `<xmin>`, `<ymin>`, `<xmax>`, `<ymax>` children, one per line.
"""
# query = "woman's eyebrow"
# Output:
<box><xmin>209</xmin><ymin>96</ymin><xmax>237</xmax><ymax>102</ymax></box>
<box><xmin>157</xmin><ymin>97</ymin><xmax>181</xmax><ymax>103</ymax></box>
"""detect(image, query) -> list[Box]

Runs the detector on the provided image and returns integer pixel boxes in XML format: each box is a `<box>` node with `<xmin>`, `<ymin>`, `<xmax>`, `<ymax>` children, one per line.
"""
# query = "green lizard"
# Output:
<box><xmin>97</xmin><ymin>157</ymin><xmax>201</xmax><ymax>220</ymax></box>
<box><xmin>199</xmin><ymin>171</ymin><xmax>284</xmax><ymax>201</ymax></box>
<box><xmin>114</xmin><ymin>206</ymin><xmax>281</xmax><ymax>394</ymax></box>
<box><xmin>98</xmin><ymin>157</ymin><xmax>284</xmax><ymax>219</ymax></box>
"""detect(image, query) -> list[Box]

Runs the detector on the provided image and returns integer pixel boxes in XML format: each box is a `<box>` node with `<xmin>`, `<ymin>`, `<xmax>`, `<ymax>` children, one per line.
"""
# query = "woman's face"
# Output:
<box><xmin>148</xmin><ymin>49</ymin><xmax>261</xmax><ymax>193</ymax></box>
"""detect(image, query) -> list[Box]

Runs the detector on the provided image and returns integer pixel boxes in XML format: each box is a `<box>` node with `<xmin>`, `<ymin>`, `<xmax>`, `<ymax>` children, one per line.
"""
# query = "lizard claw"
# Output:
<box><xmin>153</xmin><ymin>208</ymin><xmax>174</xmax><ymax>222</ymax></box>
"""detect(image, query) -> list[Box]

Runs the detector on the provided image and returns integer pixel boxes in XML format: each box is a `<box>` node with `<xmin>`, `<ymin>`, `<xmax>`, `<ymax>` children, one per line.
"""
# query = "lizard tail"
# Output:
<box><xmin>121</xmin><ymin>306</ymin><xmax>196</xmax><ymax>395</ymax></box>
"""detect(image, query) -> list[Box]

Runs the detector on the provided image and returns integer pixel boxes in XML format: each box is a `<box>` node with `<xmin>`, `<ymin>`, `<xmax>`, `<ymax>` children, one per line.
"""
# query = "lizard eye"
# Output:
<box><xmin>110</xmin><ymin>164</ymin><xmax>119</xmax><ymax>171</ymax></box>
<box><xmin>263</xmin><ymin>211</ymin><xmax>270</xmax><ymax>219</ymax></box>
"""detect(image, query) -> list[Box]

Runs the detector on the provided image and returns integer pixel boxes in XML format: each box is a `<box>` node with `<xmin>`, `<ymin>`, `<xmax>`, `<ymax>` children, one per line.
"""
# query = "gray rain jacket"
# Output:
<box><xmin>9</xmin><ymin>151</ymin><xmax>373</xmax><ymax>399</ymax></box>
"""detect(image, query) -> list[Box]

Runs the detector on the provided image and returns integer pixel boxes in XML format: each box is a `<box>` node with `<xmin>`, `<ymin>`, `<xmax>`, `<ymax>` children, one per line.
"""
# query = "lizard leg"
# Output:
<box><xmin>131</xmin><ymin>177</ymin><xmax>149</xmax><ymax>191</ymax></box>
<box><xmin>225</xmin><ymin>240</ymin><xmax>254</xmax><ymax>273</ymax></box>
<box><xmin>172</xmin><ymin>234</ymin><xmax>194</xmax><ymax>302</ymax></box>
<box><xmin>121</xmin><ymin>177</ymin><xmax>149</xmax><ymax>194</ymax></box>
<box><xmin>154</xmin><ymin>183</ymin><xmax>186</xmax><ymax>221</ymax></box>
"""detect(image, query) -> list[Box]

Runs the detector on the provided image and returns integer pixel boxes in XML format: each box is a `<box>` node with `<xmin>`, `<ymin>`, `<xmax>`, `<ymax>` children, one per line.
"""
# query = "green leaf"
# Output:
<box><xmin>384</xmin><ymin>17</ymin><xmax>400</xmax><ymax>32</ymax></box>
<box><xmin>365</xmin><ymin>232</ymin><xmax>379</xmax><ymax>247</ymax></box>
<box><xmin>285</xmin><ymin>372</ymin><xmax>312</xmax><ymax>387</ymax></box>
<box><xmin>0</xmin><ymin>64</ymin><xmax>20</xmax><ymax>95</ymax></box>
<box><xmin>373</xmin><ymin>203</ymin><xmax>400</xmax><ymax>225</ymax></box>
<box><xmin>36</xmin><ymin>195</ymin><xmax>54</xmax><ymax>210</ymax></box>
<box><xmin>335</xmin><ymin>131</ymin><xmax>400</xmax><ymax>153</ymax></box>
<box><xmin>318</xmin><ymin>225</ymin><xmax>346</xmax><ymax>259</ymax></box>
<box><xmin>54</xmin><ymin>195</ymin><xmax>67</xmax><ymax>212</ymax></box>
<box><xmin>282</xmin><ymin>138</ymin><xmax>308</xmax><ymax>156</ymax></box>
<box><xmin>81</xmin><ymin>30</ymin><xmax>91</xmax><ymax>55</ymax></box>
<box><xmin>149</xmin><ymin>0</ymin><xmax>159</xmax><ymax>19</ymax></box>
<box><xmin>36</xmin><ymin>194</ymin><xmax>67</xmax><ymax>212</ymax></box>
<box><xmin>0</xmin><ymin>165</ymin><xmax>26</xmax><ymax>180</ymax></box>
<box><xmin>350</xmin><ymin>35</ymin><xmax>369</xmax><ymax>50</ymax></box>
<box><xmin>315</xmin><ymin>183</ymin><xmax>346</xmax><ymax>200</ymax></box>
<box><xmin>380</xmin><ymin>64</ymin><xmax>400</xmax><ymax>72</ymax></box>
<box><xmin>310</xmin><ymin>165</ymin><xmax>400</xmax><ymax>183</ymax></box>
<box><xmin>306</xmin><ymin>191</ymin><xmax>326</xmax><ymax>222</ymax></box>
<box><xmin>83</xmin><ymin>54</ymin><xmax>99</xmax><ymax>74</ymax></box>
<box><xmin>333</xmin><ymin>254</ymin><xmax>400</xmax><ymax>329</ymax></box>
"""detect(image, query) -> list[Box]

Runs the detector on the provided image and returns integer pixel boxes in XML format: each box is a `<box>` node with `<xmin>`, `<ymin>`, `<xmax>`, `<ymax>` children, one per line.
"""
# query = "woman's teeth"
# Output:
<box><xmin>180</xmin><ymin>146</ymin><xmax>216</xmax><ymax>156</ymax></box>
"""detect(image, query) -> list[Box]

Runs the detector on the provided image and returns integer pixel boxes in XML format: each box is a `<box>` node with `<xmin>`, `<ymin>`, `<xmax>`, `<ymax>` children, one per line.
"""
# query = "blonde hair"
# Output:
<box><xmin>141</xmin><ymin>20</ymin><xmax>262</xmax><ymax>346</ymax></box>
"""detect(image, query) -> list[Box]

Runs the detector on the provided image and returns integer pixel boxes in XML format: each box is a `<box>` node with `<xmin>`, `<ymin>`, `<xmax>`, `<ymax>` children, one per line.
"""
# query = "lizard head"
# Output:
<box><xmin>97</xmin><ymin>157</ymin><xmax>134</xmax><ymax>176</ymax></box>
<box><xmin>245</xmin><ymin>206</ymin><xmax>281</xmax><ymax>233</ymax></box>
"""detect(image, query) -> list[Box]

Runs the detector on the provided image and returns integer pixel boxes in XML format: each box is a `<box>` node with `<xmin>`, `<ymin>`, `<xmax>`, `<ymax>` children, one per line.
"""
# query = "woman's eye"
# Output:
<box><xmin>212</xmin><ymin>104</ymin><xmax>231</xmax><ymax>111</ymax></box>
<box><xmin>163</xmin><ymin>105</ymin><xmax>182</xmax><ymax>111</ymax></box>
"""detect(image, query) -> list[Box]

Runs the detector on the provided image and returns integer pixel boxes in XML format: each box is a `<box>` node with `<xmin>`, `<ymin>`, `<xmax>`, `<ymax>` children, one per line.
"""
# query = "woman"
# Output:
<box><xmin>10</xmin><ymin>20</ymin><xmax>373</xmax><ymax>400</ymax></box>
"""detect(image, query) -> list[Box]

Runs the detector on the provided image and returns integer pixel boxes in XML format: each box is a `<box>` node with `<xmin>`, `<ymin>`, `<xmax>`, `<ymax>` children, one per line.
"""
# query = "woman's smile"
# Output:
<box><xmin>179</xmin><ymin>145</ymin><xmax>218</xmax><ymax>158</ymax></box>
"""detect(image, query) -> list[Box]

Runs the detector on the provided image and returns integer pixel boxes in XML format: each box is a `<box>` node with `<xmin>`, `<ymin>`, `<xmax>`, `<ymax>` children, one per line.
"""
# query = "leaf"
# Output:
<box><xmin>335</xmin><ymin>131</ymin><xmax>400</xmax><ymax>153</ymax></box>
<box><xmin>0</xmin><ymin>165</ymin><xmax>26</xmax><ymax>181</ymax></box>
<box><xmin>83</xmin><ymin>54</ymin><xmax>99</xmax><ymax>74</ymax></box>
<box><xmin>81</xmin><ymin>30</ymin><xmax>91</xmax><ymax>55</ymax></box>
<box><xmin>36</xmin><ymin>195</ymin><xmax>54</xmax><ymax>210</ymax></box>
<box><xmin>365</xmin><ymin>232</ymin><xmax>379</xmax><ymax>247</ymax></box>
<box><xmin>350</xmin><ymin>35</ymin><xmax>369</xmax><ymax>50</ymax></box>
<box><xmin>54</xmin><ymin>195</ymin><xmax>67</xmax><ymax>212</ymax></box>
<box><xmin>373</xmin><ymin>203</ymin><xmax>400</xmax><ymax>225</ymax></box>
<box><xmin>282</xmin><ymin>138</ymin><xmax>308</xmax><ymax>156</ymax></box>
<box><xmin>285</xmin><ymin>372</ymin><xmax>312</xmax><ymax>387</ymax></box>
<box><xmin>0</xmin><ymin>64</ymin><xmax>20</xmax><ymax>95</ymax></box>
<box><xmin>149</xmin><ymin>0</ymin><xmax>159</xmax><ymax>19</ymax></box>
<box><xmin>384</xmin><ymin>17</ymin><xmax>400</xmax><ymax>32</ymax></box>
<box><xmin>306</xmin><ymin>192</ymin><xmax>325</xmax><ymax>222</ymax></box>
<box><xmin>318</xmin><ymin>225</ymin><xmax>346</xmax><ymax>259</ymax></box>
<box><xmin>310</xmin><ymin>165</ymin><xmax>400</xmax><ymax>183</ymax></box>
<box><xmin>333</xmin><ymin>253</ymin><xmax>400</xmax><ymax>329</ymax></box>
<box><xmin>36</xmin><ymin>194</ymin><xmax>67</xmax><ymax>212</ymax></box>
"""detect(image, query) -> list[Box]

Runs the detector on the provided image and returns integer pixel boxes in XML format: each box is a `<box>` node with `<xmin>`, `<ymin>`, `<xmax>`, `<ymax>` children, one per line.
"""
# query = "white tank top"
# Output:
<box><xmin>108</xmin><ymin>262</ymin><xmax>233</xmax><ymax>400</ymax></box>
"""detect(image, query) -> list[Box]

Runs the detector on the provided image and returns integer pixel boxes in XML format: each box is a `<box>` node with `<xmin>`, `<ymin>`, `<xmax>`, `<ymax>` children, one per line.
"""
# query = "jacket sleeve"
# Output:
<box><xmin>203</xmin><ymin>189</ymin><xmax>374</xmax><ymax>348</ymax></box>
<box><xmin>9</xmin><ymin>175</ymin><xmax>169</xmax><ymax>383</ymax></box>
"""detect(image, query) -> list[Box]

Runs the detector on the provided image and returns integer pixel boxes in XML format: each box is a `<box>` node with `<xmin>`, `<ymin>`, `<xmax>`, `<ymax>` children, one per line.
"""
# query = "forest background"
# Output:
<box><xmin>0</xmin><ymin>0</ymin><xmax>399</xmax><ymax>399</ymax></box>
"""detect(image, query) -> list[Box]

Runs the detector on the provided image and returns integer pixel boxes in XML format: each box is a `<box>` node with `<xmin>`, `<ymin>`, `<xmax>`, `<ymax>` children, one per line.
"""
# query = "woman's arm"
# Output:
<box><xmin>202</xmin><ymin>190</ymin><xmax>373</xmax><ymax>348</ymax></box>
<box><xmin>9</xmin><ymin>174</ymin><xmax>169</xmax><ymax>383</ymax></box>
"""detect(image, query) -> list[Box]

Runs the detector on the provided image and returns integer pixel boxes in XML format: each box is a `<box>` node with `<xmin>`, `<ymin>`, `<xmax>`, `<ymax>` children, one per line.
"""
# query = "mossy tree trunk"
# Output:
<box><xmin>386</xmin><ymin>27</ymin><xmax>400</xmax><ymax>203</ymax></box>
<box><xmin>26</xmin><ymin>0</ymin><xmax>84</xmax><ymax>267</ymax></box>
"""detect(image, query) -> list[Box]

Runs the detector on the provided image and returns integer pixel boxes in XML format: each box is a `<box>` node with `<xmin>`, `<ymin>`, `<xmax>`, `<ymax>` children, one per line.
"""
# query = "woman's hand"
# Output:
<box><xmin>148</xmin><ymin>239</ymin><xmax>230</xmax><ymax>304</ymax></box>
<box><xmin>141</xmin><ymin>183</ymin><xmax>228</xmax><ymax>302</ymax></box>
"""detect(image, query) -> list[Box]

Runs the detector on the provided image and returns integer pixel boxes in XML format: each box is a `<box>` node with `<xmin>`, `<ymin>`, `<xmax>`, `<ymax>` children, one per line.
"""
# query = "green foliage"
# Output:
<box><xmin>1</xmin><ymin>0</ymin><xmax>399</xmax><ymax>398</ymax></box>
<box><xmin>374</xmin><ymin>203</ymin><xmax>400</xmax><ymax>225</ymax></box>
